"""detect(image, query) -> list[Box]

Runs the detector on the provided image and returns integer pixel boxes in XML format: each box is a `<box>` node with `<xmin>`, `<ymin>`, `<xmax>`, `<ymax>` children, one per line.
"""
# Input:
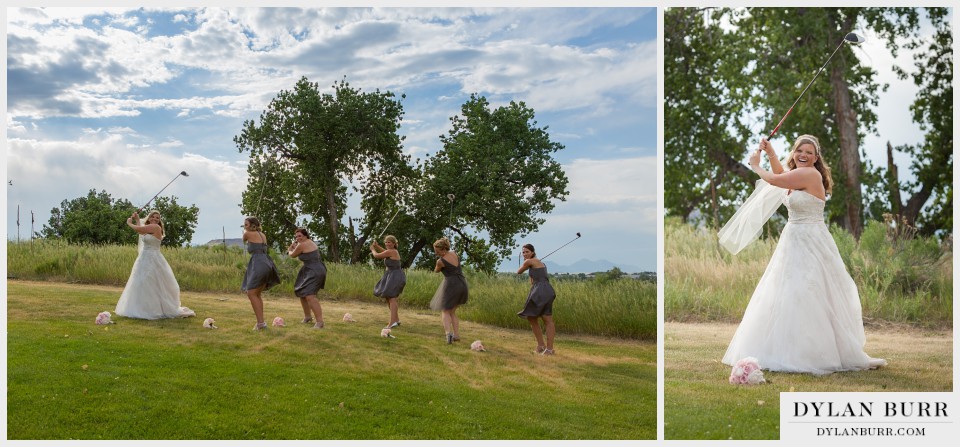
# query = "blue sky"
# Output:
<box><xmin>5</xmin><ymin>6</ymin><xmax>658</xmax><ymax>272</ymax></box>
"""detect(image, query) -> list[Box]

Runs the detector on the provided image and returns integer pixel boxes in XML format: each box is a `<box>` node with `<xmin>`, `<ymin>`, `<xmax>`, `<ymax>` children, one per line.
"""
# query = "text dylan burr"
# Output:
<box><xmin>794</xmin><ymin>401</ymin><xmax>948</xmax><ymax>418</ymax></box>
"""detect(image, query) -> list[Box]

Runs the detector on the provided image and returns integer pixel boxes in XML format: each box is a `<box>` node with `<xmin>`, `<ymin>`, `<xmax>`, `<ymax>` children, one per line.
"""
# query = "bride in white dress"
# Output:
<box><xmin>720</xmin><ymin>135</ymin><xmax>886</xmax><ymax>375</ymax></box>
<box><xmin>115</xmin><ymin>210</ymin><xmax>195</xmax><ymax>320</ymax></box>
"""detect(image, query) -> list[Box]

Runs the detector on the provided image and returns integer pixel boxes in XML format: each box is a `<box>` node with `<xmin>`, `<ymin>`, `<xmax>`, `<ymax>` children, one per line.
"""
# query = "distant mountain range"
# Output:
<box><xmin>542</xmin><ymin>258</ymin><xmax>644</xmax><ymax>274</ymax></box>
<box><xmin>204</xmin><ymin>238</ymin><xmax>244</xmax><ymax>248</ymax></box>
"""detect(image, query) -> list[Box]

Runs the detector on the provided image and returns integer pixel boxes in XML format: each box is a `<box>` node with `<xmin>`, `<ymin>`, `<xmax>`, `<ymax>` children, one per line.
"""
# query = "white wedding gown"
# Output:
<box><xmin>721</xmin><ymin>190</ymin><xmax>886</xmax><ymax>375</ymax></box>
<box><xmin>115</xmin><ymin>234</ymin><xmax>195</xmax><ymax>319</ymax></box>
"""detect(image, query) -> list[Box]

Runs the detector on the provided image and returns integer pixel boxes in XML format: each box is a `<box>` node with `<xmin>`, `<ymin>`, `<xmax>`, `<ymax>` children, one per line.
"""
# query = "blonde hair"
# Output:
<box><xmin>146</xmin><ymin>210</ymin><xmax>165</xmax><ymax>237</ymax></box>
<box><xmin>786</xmin><ymin>134</ymin><xmax>833</xmax><ymax>194</ymax></box>
<box><xmin>433</xmin><ymin>237</ymin><xmax>450</xmax><ymax>251</ymax></box>
<box><xmin>384</xmin><ymin>235</ymin><xmax>398</xmax><ymax>247</ymax></box>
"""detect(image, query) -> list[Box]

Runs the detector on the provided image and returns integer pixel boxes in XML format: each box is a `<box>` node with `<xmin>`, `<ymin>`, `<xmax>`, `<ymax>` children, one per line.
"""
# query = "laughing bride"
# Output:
<box><xmin>719</xmin><ymin>135</ymin><xmax>886</xmax><ymax>375</ymax></box>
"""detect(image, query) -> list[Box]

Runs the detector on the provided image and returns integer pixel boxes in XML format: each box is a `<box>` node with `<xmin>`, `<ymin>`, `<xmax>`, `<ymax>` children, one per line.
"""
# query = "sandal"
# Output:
<box><xmin>446</xmin><ymin>333</ymin><xmax>454</xmax><ymax>344</ymax></box>
<box><xmin>313</xmin><ymin>322</ymin><xmax>325</xmax><ymax>329</ymax></box>
<box><xmin>302</xmin><ymin>317</ymin><xmax>314</xmax><ymax>324</ymax></box>
<box><xmin>535</xmin><ymin>345</ymin><xmax>546</xmax><ymax>354</ymax></box>
<box><xmin>542</xmin><ymin>349</ymin><xmax>555</xmax><ymax>356</ymax></box>
<box><xmin>253</xmin><ymin>322</ymin><xmax>267</xmax><ymax>331</ymax></box>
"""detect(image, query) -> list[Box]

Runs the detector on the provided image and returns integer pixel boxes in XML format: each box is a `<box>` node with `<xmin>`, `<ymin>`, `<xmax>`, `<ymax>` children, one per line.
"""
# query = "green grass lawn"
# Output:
<box><xmin>7</xmin><ymin>280</ymin><xmax>656</xmax><ymax>440</ymax></box>
<box><xmin>664</xmin><ymin>322</ymin><xmax>953</xmax><ymax>440</ymax></box>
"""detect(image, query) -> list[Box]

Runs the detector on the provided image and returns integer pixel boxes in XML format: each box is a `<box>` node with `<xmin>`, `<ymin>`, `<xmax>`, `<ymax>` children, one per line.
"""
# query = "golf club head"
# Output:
<box><xmin>447</xmin><ymin>193</ymin><xmax>455</xmax><ymax>201</ymax></box>
<box><xmin>844</xmin><ymin>33</ymin><xmax>866</xmax><ymax>45</ymax></box>
<box><xmin>180</xmin><ymin>171</ymin><xmax>189</xmax><ymax>177</ymax></box>
<box><xmin>576</xmin><ymin>232</ymin><xmax>581</xmax><ymax>237</ymax></box>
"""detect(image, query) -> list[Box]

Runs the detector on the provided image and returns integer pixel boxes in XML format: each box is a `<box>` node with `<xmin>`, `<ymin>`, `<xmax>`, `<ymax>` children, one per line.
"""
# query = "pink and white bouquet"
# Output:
<box><xmin>729</xmin><ymin>357</ymin><xmax>766</xmax><ymax>385</ymax></box>
<box><xmin>380</xmin><ymin>328</ymin><xmax>395</xmax><ymax>338</ymax></box>
<box><xmin>272</xmin><ymin>316</ymin><xmax>285</xmax><ymax>327</ymax></box>
<box><xmin>203</xmin><ymin>318</ymin><xmax>218</xmax><ymax>329</ymax></box>
<box><xmin>343</xmin><ymin>313</ymin><xmax>356</xmax><ymax>322</ymax></box>
<box><xmin>470</xmin><ymin>340</ymin><xmax>486</xmax><ymax>352</ymax></box>
<box><xmin>95</xmin><ymin>311</ymin><xmax>113</xmax><ymax>325</ymax></box>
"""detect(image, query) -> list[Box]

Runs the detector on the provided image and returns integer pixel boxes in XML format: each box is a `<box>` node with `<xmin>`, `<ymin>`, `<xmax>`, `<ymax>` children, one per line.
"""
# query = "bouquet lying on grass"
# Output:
<box><xmin>729</xmin><ymin>357</ymin><xmax>766</xmax><ymax>385</ymax></box>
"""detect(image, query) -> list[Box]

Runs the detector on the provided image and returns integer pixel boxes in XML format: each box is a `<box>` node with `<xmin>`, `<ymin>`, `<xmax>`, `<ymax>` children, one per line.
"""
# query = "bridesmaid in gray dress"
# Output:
<box><xmin>429</xmin><ymin>237</ymin><xmax>469</xmax><ymax>344</ymax></box>
<box><xmin>287</xmin><ymin>228</ymin><xmax>326</xmax><ymax>329</ymax></box>
<box><xmin>242</xmin><ymin>217</ymin><xmax>281</xmax><ymax>330</ymax></box>
<box><xmin>371</xmin><ymin>235</ymin><xmax>406</xmax><ymax>329</ymax></box>
<box><xmin>516</xmin><ymin>244</ymin><xmax>556</xmax><ymax>355</ymax></box>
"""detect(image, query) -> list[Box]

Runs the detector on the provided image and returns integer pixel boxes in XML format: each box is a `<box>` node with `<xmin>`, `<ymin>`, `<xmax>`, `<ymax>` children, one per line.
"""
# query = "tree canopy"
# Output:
<box><xmin>408</xmin><ymin>94</ymin><xmax>569</xmax><ymax>272</ymax></box>
<box><xmin>41</xmin><ymin>189</ymin><xmax>199</xmax><ymax>246</ymax></box>
<box><xmin>235</xmin><ymin>76</ymin><xmax>414</xmax><ymax>261</ymax></box>
<box><xmin>235</xmin><ymin>79</ymin><xmax>569</xmax><ymax>273</ymax></box>
<box><xmin>665</xmin><ymin>7</ymin><xmax>952</xmax><ymax>238</ymax></box>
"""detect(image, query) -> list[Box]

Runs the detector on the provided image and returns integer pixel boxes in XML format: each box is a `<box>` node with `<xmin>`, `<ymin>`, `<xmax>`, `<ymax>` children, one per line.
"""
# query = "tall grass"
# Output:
<box><xmin>665</xmin><ymin>217</ymin><xmax>952</xmax><ymax>328</ymax></box>
<box><xmin>8</xmin><ymin>240</ymin><xmax>655</xmax><ymax>339</ymax></box>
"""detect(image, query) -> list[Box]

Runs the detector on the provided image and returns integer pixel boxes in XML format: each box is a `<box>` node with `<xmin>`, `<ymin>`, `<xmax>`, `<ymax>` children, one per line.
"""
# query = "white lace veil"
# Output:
<box><xmin>136</xmin><ymin>216</ymin><xmax>145</xmax><ymax>255</ymax></box>
<box><xmin>717</xmin><ymin>156</ymin><xmax>789</xmax><ymax>255</ymax></box>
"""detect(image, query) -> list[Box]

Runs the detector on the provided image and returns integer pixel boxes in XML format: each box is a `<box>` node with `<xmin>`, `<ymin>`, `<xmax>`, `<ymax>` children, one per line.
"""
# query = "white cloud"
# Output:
<box><xmin>6</xmin><ymin>133</ymin><xmax>248</xmax><ymax>240</ymax></box>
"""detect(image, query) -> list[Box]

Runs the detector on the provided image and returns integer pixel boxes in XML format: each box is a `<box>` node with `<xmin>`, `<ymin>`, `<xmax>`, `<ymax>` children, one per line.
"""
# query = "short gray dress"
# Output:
<box><xmin>240</xmin><ymin>241</ymin><xmax>281</xmax><ymax>292</ymax></box>
<box><xmin>374</xmin><ymin>258</ymin><xmax>406</xmax><ymax>299</ymax></box>
<box><xmin>293</xmin><ymin>250</ymin><xmax>327</xmax><ymax>298</ymax></box>
<box><xmin>429</xmin><ymin>257</ymin><xmax>469</xmax><ymax>311</ymax></box>
<box><xmin>517</xmin><ymin>266</ymin><xmax>556</xmax><ymax>317</ymax></box>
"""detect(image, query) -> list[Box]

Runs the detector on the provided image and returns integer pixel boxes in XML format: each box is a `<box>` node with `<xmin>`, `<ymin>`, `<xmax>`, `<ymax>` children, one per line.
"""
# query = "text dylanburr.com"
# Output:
<box><xmin>780</xmin><ymin>392</ymin><xmax>958</xmax><ymax>442</ymax></box>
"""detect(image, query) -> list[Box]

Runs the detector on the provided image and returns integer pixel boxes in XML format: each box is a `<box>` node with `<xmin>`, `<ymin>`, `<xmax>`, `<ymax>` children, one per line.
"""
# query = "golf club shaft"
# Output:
<box><xmin>540</xmin><ymin>235</ymin><xmax>582</xmax><ymax>261</ymax></box>
<box><xmin>138</xmin><ymin>173</ymin><xmax>184</xmax><ymax>213</ymax></box>
<box><xmin>376</xmin><ymin>208</ymin><xmax>402</xmax><ymax>240</ymax></box>
<box><xmin>766</xmin><ymin>37</ymin><xmax>849</xmax><ymax>141</ymax></box>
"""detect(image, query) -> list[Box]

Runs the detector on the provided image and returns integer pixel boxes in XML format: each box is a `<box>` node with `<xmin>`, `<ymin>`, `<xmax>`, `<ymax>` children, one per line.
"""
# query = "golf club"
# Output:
<box><xmin>764</xmin><ymin>32</ymin><xmax>866</xmax><ymax>142</ymax></box>
<box><xmin>540</xmin><ymin>232</ymin><xmax>582</xmax><ymax>261</ymax></box>
<box><xmin>447</xmin><ymin>193</ymin><xmax>455</xmax><ymax>239</ymax></box>
<box><xmin>376</xmin><ymin>208</ymin><xmax>403</xmax><ymax>240</ymax></box>
<box><xmin>137</xmin><ymin>171</ymin><xmax>188</xmax><ymax>213</ymax></box>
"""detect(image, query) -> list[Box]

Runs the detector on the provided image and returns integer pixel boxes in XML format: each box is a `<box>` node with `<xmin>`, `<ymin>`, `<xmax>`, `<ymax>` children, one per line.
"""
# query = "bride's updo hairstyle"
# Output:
<box><xmin>146</xmin><ymin>210</ymin><xmax>165</xmax><ymax>237</ymax></box>
<box><xmin>786</xmin><ymin>134</ymin><xmax>833</xmax><ymax>195</ymax></box>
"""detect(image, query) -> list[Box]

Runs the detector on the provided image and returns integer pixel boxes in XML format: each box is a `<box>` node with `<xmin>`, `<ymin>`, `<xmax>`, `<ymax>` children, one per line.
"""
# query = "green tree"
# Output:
<box><xmin>408</xmin><ymin>94</ymin><xmax>570</xmax><ymax>273</ymax></box>
<box><xmin>235</xmin><ymin>76</ymin><xmax>412</xmax><ymax>261</ymax></box>
<box><xmin>665</xmin><ymin>7</ymin><xmax>950</xmax><ymax>237</ymax></box>
<box><xmin>149</xmin><ymin>196</ymin><xmax>200</xmax><ymax>247</ymax></box>
<box><xmin>882</xmin><ymin>8</ymin><xmax>953</xmax><ymax>235</ymax></box>
<box><xmin>41</xmin><ymin>189</ymin><xmax>199</xmax><ymax>246</ymax></box>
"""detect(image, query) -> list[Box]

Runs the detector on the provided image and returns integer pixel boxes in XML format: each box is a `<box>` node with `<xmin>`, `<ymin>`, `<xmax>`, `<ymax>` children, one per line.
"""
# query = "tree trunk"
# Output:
<box><xmin>708</xmin><ymin>147</ymin><xmax>754</xmax><ymax>184</ymax></box>
<box><xmin>325</xmin><ymin>187</ymin><xmax>340</xmax><ymax>261</ymax></box>
<box><xmin>831</xmin><ymin>63</ymin><xmax>863</xmax><ymax>237</ymax></box>
<box><xmin>406</xmin><ymin>237</ymin><xmax>429</xmax><ymax>269</ymax></box>
<box><xmin>886</xmin><ymin>141</ymin><xmax>902</xmax><ymax>217</ymax></box>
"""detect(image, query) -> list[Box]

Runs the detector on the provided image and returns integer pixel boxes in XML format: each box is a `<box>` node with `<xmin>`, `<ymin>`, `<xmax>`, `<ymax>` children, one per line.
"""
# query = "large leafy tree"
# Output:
<box><xmin>881</xmin><ymin>8</ymin><xmax>953</xmax><ymax>235</ymax></box>
<box><xmin>148</xmin><ymin>196</ymin><xmax>201</xmax><ymax>247</ymax></box>
<box><xmin>41</xmin><ymin>189</ymin><xmax>199</xmax><ymax>246</ymax></box>
<box><xmin>407</xmin><ymin>95</ymin><xmax>570</xmax><ymax>273</ymax></box>
<box><xmin>665</xmin><ymin>7</ymin><xmax>951</xmax><ymax>237</ymax></box>
<box><xmin>235</xmin><ymin>76</ymin><xmax>412</xmax><ymax>261</ymax></box>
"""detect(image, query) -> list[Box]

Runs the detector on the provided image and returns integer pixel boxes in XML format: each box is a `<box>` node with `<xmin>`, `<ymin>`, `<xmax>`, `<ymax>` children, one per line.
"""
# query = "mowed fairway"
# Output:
<box><xmin>7</xmin><ymin>280</ymin><xmax>655</xmax><ymax>440</ymax></box>
<box><xmin>664</xmin><ymin>321</ymin><xmax>953</xmax><ymax>440</ymax></box>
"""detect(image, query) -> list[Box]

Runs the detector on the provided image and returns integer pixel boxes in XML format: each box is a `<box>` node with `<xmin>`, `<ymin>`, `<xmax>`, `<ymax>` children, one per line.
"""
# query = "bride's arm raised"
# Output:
<box><xmin>749</xmin><ymin>151</ymin><xmax>820</xmax><ymax>191</ymax></box>
<box><xmin>126</xmin><ymin>212</ymin><xmax>160</xmax><ymax>235</ymax></box>
<box><xmin>759</xmin><ymin>139</ymin><xmax>785</xmax><ymax>174</ymax></box>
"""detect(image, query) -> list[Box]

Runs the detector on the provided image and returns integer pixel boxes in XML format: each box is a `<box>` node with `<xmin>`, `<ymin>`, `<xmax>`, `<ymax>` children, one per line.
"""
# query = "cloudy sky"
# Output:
<box><xmin>4</xmin><ymin>6</ymin><xmax>658</xmax><ymax>272</ymax></box>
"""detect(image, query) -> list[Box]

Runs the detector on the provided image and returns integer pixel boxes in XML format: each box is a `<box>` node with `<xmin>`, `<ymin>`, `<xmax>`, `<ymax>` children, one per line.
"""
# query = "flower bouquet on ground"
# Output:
<box><xmin>95</xmin><ymin>311</ymin><xmax>114</xmax><ymax>325</ymax></box>
<box><xmin>729</xmin><ymin>357</ymin><xmax>766</xmax><ymax>385</ymax></box>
